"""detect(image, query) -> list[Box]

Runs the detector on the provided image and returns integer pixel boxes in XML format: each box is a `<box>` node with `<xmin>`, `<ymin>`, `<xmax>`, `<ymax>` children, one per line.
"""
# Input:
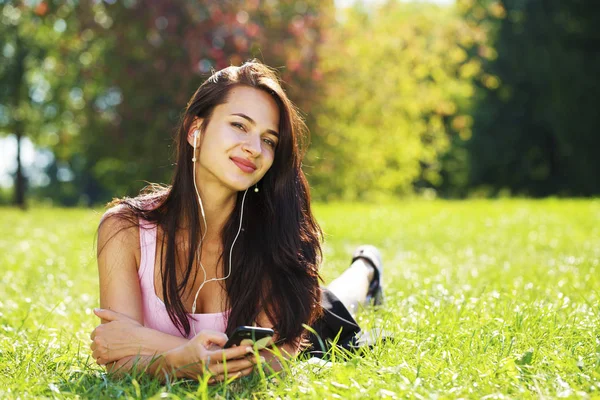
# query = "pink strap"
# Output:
<box><xmin>138</xmin><ymin>219</ymin><xmax>157</xmax><ymax>283</ymax></box>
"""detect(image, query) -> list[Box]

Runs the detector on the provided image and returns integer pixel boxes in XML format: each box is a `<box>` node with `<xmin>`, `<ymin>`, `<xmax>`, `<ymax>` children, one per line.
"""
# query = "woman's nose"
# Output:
<box><xmin>242</xmin><ymin>134</ymin><xmax>261</xmax><ymax>156</ymax></box>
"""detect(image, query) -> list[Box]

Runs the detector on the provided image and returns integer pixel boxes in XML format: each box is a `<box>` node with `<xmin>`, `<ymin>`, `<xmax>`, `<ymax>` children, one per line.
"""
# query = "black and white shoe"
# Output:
<box><xmin>352</xmin><ymin>245</ymin><xmax>384</xmax><ymax>306</ymax></box>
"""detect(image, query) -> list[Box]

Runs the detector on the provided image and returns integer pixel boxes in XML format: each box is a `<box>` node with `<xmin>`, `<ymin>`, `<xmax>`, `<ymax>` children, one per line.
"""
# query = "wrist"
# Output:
<box><xmin>163</xmin><ymin>346</ymin><xmax>183</xmax><ymax>377</ymax></box>
<box><xmin>164</xmin><ymin>343</ymin><xmax>200</xmax><ymax>379</ymax></box>
<box><xmin>134</xmin><ymin>326</ymin><xmax>154</xmax><ymax>356</ymax></box>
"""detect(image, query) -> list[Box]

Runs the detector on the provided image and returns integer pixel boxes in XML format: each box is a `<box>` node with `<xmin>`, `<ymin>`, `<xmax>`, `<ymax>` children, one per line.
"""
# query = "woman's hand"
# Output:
<box><xmin>90</xmin><ymin>308</ymin><xmax>260</xmax><ymax>382</ymax></box>
<box><xmin>168</xmin><ymin>330</ymin><xmax>260</xmax><ymax>383</ymax></box>
<box><xmin>90</xmin><ymin>308</ymin><xmax>147</xmax><ymax>365</ymax></box>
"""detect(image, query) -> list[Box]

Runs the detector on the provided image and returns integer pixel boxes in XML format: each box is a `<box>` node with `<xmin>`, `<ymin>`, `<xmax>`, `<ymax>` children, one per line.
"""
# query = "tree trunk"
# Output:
<box><xmin>12</xmin><ymin>34</ymin><xmax>27</xmax><ymax>209</ymax></box>
<box><xmin>14</xmin><ymin>131</ymin><xmax>26</xmax><ymax>209</ymax></box>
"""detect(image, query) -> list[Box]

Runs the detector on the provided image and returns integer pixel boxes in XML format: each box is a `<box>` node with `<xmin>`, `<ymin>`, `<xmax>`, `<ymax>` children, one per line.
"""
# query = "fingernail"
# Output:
<box><xmin>94</xmin><ymin>308</ymin><xmax>103</xmax><ymax>313</ymax></box>
<box><xmin>245</xmin><ymin>347</ymin><xmax>253</xmax><ymax>353</ymax></box>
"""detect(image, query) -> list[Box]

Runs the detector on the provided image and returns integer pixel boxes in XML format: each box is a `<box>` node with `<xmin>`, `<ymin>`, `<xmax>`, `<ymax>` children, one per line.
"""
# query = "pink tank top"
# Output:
<box><xmin>138</xmin><ymin>219</ymin><xmax>228</xmax><ymax>339</ymax></box>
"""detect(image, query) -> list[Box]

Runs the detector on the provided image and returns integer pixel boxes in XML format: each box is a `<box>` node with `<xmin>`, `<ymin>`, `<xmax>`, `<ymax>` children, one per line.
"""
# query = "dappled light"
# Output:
<box><xmin>1</xmin><ymin>0</ymin><xmax>599</xmax><ymax>397</ymax></box>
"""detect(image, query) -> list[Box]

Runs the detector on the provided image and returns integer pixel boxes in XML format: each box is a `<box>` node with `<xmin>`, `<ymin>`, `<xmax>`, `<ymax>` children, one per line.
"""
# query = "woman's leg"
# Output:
<box><xmin>306</xmin><ymin>246</ymin><xmax>383</xmax><ymax>357</ymax></box>
<box><xmin>326</xmin><ymin>258</ymin><xmax>374</xmax><ymax>318</ymax></box>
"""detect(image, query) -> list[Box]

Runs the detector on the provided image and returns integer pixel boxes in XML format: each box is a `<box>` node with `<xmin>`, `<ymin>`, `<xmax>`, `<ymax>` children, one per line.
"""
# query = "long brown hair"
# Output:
<box><xmin>101</xmin><ymin>61</ymin><xmax>323</xmax><ymax>345</ymax></box>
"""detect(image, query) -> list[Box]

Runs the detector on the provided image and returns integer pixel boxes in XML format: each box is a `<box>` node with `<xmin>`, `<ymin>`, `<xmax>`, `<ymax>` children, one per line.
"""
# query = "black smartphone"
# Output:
<box><xmin>224</xmin><ymin>326</ymin><xmax>274</xmax><ymax>348</ymax></box>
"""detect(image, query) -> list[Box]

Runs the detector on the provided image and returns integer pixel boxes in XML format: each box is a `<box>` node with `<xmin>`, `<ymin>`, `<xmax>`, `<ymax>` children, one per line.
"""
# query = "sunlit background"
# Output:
<box><xmin>0</xmin><ymin>0</ymin><xmax>455</xmax><ymax>188</ymax></box>
<box><xmin>1</xmin><ymin>2</ymin><xmax>599</xmax><ymax>397</ymax></box>
<box><xmin>1</xmin><ymin>0</ymin><xmax>598</xmax><ymax>206</ymax></box>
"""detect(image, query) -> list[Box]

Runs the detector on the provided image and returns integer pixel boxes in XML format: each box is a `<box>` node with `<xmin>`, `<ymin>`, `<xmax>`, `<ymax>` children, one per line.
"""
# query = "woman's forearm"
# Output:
<box><xmin>95</xmin><ymin>317</ymin><xmax>268</xmax><ymax>381</ymax></box>
<box><xmin>106</xmin><ymin>332</ymin><xmax>258</xmax><ymax>382</ymax></box>
<box><xmin>135</xmin><ymin>326</ymin><xmax>189</xmax><ymax>355</ymax></box>
<box><xmin>107</xmin><ymin>355</ymin><xmax>169</xmax><ymax>380</ymax></box>
<box><xmin>100</xmin><ymin>326</ymin><xmax>191</xmax><ymax>378</ymax></box>
<box><xmin>106</xmin><ymin>348</ymin><xmax>191</xmax><ymax>381</ymax></box>
<box><xmin>90</xmin><ymin>309</ymin><xmax>190</xmax><ymax>364</ymax></box>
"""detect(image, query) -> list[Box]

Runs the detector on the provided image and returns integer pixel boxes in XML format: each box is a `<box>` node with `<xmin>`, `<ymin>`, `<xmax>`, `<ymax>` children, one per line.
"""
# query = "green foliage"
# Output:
<box><xmin>0</xmin><ymin>1</ymin><xmax>82</xmax><ymax>144</ymax></box>
<box><xmin>308</xmin><ymin>2</ymin><xmax>483</xmax><ymax>200</ymax></box>
<box><xmin>74</xmin><ymin>0</ymin><xmax>334</xmax><ymax>204</ymax></box>
<box><xmin>1</xmin><ymin>200</ymin><xmax>599</xmax><ymax>397</ymax></box>
<box><xmin>0</xmin><ymin>1</ymin><xmax>88</xmax><ymax>206</ymax></box>
<box><xmin>4</xmin><ymin>0</ymin><xmax>600</xmax><ymax>204</ymax></box>
<box><xmin>0</xmin><ymin>0</ymin><xmax>334</xmax><ymax>205</ymax></box>
<box><xmin>463</xmin><ymin>0</ymin><xmax>600</xmax><ymax>196</ymax></box>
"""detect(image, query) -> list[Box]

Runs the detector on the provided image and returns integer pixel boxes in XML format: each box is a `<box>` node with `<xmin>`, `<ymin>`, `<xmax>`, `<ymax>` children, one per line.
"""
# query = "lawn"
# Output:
<box><xmin>0</xmin><ymin>199</ymin><xmax>598</xmax><ymax>398</ymax></box>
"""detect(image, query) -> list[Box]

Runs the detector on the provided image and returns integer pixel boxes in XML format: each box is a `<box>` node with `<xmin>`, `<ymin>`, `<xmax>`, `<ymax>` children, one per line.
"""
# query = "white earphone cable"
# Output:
<box><xmin>190</xmin><ymin>130</ymin><xmax>248</xmax><ymax>335</ymax></box>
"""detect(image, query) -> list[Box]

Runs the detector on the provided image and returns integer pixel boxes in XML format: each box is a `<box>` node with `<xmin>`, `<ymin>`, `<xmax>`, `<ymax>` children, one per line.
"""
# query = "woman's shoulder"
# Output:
<box><xmin>98</xmin><ymin>204</ymin><xmax>141</xmax><ymax>254</ymax></box>
<box><xmin>98</xmin><ymin>190</ymin><xmax>167</xmax><ymax>250</ymax></box>
<box><xmin>99</xmin><ymin>193</ymin><xmax>160</xmax><ymax>229</ymax></box>
<box><xmin>100</xmin><ymin>202</ymin><xmax>138</xmax><ymax>228</ymax></box>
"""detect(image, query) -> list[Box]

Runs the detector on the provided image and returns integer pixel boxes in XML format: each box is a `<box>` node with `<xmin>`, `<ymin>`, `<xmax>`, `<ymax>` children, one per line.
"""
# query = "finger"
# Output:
<box><xmin>206</xmin><ymin>342</ymin><xmax>222</xmax><ymax>351</ymax></box>
<box><xmin>215</xmin><ymin>344</ymin><xmax>255</xmax><ymax>361</ymax></box>
<box><xmin>208</xmin><ymin>357</ymin><xmax>257</xmax><ymax>375</ymax></box>
<box><xmin>208</xmin><ymin>360</ymin><xmax>256</xmax><ymax>381</ymax></box>
<box><xmin>92</xmin><ymin>350</ymin><xmax>106</xmax><ymax>365</ymax></box>
<box><xmin>210</xmin><ymin>370</ymin><xmax>244</xmax><ymax>383</ymax></box>
<box><xmin>196</xmin><ymin>330</ymin><xmax>229</xmax><ymax>348</ymax></box>
<box><xmin>249</xmin><ymin>353</ymin><xmax>268</xmax><ymax>365</ymax></box>
<box><xmin>93</xmin><ymin>308</ymin><xmax>122</xmax><ymax>322</ymax></box>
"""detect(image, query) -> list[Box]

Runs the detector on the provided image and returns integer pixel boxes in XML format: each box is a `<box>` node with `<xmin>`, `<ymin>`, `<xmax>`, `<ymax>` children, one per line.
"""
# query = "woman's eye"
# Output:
<box><xmin>263</xmin><ymin>138</ymin><xmax>277</xmax><ymax>148</ymax></box>
<box><xmin>232</xmin><ymin>122</ymin><xmax>246</xmax><ymax>131</ymax></box>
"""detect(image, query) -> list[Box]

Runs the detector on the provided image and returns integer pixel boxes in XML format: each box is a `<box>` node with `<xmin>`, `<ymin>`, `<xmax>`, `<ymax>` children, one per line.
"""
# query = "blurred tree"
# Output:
<box><xmin>308</xmin><ymin>2</ymin><xmax>484</xmax><ymax>200</ymax></box>
<box><xmin>74</xmin><ymin>0</ymin><xmax>333</xmax><ymax>204</ymax></box>
<box><xmin>0</xmin><ymin>0</ymin><xmax>85</xmax><ymax>207</ymax></box>
<box><xmin>464</xmin><ymin>0</ymin><xmax>600</xmax><ymax>196</ymax></box>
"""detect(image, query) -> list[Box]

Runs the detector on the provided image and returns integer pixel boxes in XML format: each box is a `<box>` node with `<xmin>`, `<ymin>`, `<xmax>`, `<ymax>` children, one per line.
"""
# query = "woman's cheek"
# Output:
<box><xmin>263</xmin><ymin>157</ymin><xmax>275</xmax><ymax>174</ymax></box>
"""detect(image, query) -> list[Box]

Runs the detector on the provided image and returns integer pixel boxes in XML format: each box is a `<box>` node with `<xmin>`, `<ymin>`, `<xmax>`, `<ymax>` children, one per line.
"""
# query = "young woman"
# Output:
<box><xmin>90</xmin><ymin>61</ymin><xmax>383</xmax><ymax>383</ymax></box>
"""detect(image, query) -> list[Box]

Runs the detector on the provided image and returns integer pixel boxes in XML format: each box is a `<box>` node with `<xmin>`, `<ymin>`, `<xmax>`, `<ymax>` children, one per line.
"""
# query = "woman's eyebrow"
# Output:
<box><xmin>231</xmin><ymin>113</ymin><xmax>279</xmax><ymax>137</ymax></box>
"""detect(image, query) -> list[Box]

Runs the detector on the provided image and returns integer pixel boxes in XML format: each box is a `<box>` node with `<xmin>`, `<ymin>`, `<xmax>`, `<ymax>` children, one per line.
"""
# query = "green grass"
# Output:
<box><xmin>0</xmin><ymin>199</ymin><xmax>599</xmax><ymax>398</ymax></box>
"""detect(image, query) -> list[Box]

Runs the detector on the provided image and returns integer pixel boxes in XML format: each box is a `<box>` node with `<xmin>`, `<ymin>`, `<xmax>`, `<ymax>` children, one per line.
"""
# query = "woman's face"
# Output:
<box><xmin>192</xmin><ymin>86</ymin><xmax>280</xmax><ymax>193</ymax></box>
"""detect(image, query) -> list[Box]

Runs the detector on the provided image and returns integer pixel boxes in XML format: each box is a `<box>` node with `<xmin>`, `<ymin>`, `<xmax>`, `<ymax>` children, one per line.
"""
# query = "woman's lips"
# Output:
<box><xmin>231</xmin><ymin>157</ymin><xmax>257</xmax><ymax>173</ymax></box>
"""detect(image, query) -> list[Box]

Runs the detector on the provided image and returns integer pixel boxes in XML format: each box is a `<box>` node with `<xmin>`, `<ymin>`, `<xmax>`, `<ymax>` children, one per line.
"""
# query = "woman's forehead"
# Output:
<box><xmin>218</xmin><ymin>87</ymin><xmax>279</xmax><ymax>128</ymax></box>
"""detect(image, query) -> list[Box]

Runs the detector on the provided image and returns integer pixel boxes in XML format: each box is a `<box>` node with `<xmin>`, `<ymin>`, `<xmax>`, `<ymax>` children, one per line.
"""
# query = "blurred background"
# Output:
<box><xmin>1</xmin><ymin>0</ymin><xmax>598</xmax><ymax>208</ymax></box>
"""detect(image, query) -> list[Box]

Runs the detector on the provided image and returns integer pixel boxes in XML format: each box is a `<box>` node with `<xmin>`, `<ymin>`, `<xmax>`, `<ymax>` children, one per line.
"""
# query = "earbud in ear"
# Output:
<box><xmin>192</xmin><ymin>129</ymin><xmax>199</xmax><ymax>162</ymax></box>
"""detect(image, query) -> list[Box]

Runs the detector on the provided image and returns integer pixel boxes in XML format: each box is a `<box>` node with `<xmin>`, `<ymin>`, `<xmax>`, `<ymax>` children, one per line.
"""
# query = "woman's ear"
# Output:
<box><xmin>186</xmin><ymin>117</ymin><xmax>204</xmax><ymax>148</ymax></box>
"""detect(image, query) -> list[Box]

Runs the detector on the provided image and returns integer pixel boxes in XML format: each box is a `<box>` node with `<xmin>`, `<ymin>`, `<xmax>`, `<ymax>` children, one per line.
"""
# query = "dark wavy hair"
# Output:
<box><xmin>100</xmin><ymin>61</ymin><xmax>323</xmax><ymax>345</ymax></box>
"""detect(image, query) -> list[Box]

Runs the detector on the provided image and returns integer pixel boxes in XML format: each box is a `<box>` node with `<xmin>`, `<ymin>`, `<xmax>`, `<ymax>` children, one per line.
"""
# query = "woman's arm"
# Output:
<box><xmin>96</xmin><ymin>210</ymin><xmax>144</xmax><ymax>324</ymax></box>
<box><xmin>90</xmin><ymin>309</ymin><xmax>260</xmax><ymax>381</ymax></box>
<box><xmin>103</xmin><ymin>330</ymin><xmax>257</xmax><ymax>382</ymax></box>
<box><xmin>94</xmin><ymin>212</ymin><xmax>256</xmax><ymax>381</ymax></box>
<box><xmin>90</xmin><ymin>308</ymin><xmax>187</xmax><ymax>364</ymax></box>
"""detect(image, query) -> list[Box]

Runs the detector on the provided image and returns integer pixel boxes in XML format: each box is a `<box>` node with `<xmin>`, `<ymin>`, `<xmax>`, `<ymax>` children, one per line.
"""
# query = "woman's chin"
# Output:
<box><xmin>220</xmin><ymin>172</ymin><xmax>258</xmax><ymax>193</ymax></box>
<box><xmin>227</xmin><ymin>181</ymin><xmax>254</xmax><ymax>193</ymax></box>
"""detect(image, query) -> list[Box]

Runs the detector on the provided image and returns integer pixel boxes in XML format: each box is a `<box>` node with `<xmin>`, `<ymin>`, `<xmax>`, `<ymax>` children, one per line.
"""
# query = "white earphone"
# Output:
<box><xmin>189</xmin><ymin>127</ymin><xmax>248</xmax><ymax>335</ymax></box>
<box><xmin>192</xmin><ymin>129</ymin><xmax>199</xmax><ymax>162</ymax></box>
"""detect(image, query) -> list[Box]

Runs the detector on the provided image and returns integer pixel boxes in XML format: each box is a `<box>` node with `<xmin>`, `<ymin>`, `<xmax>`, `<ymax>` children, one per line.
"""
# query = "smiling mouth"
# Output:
<box><xmin>231</xmin><ymin>158</ymin><xmax>257</xmax><ymax>173</ymax></box>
